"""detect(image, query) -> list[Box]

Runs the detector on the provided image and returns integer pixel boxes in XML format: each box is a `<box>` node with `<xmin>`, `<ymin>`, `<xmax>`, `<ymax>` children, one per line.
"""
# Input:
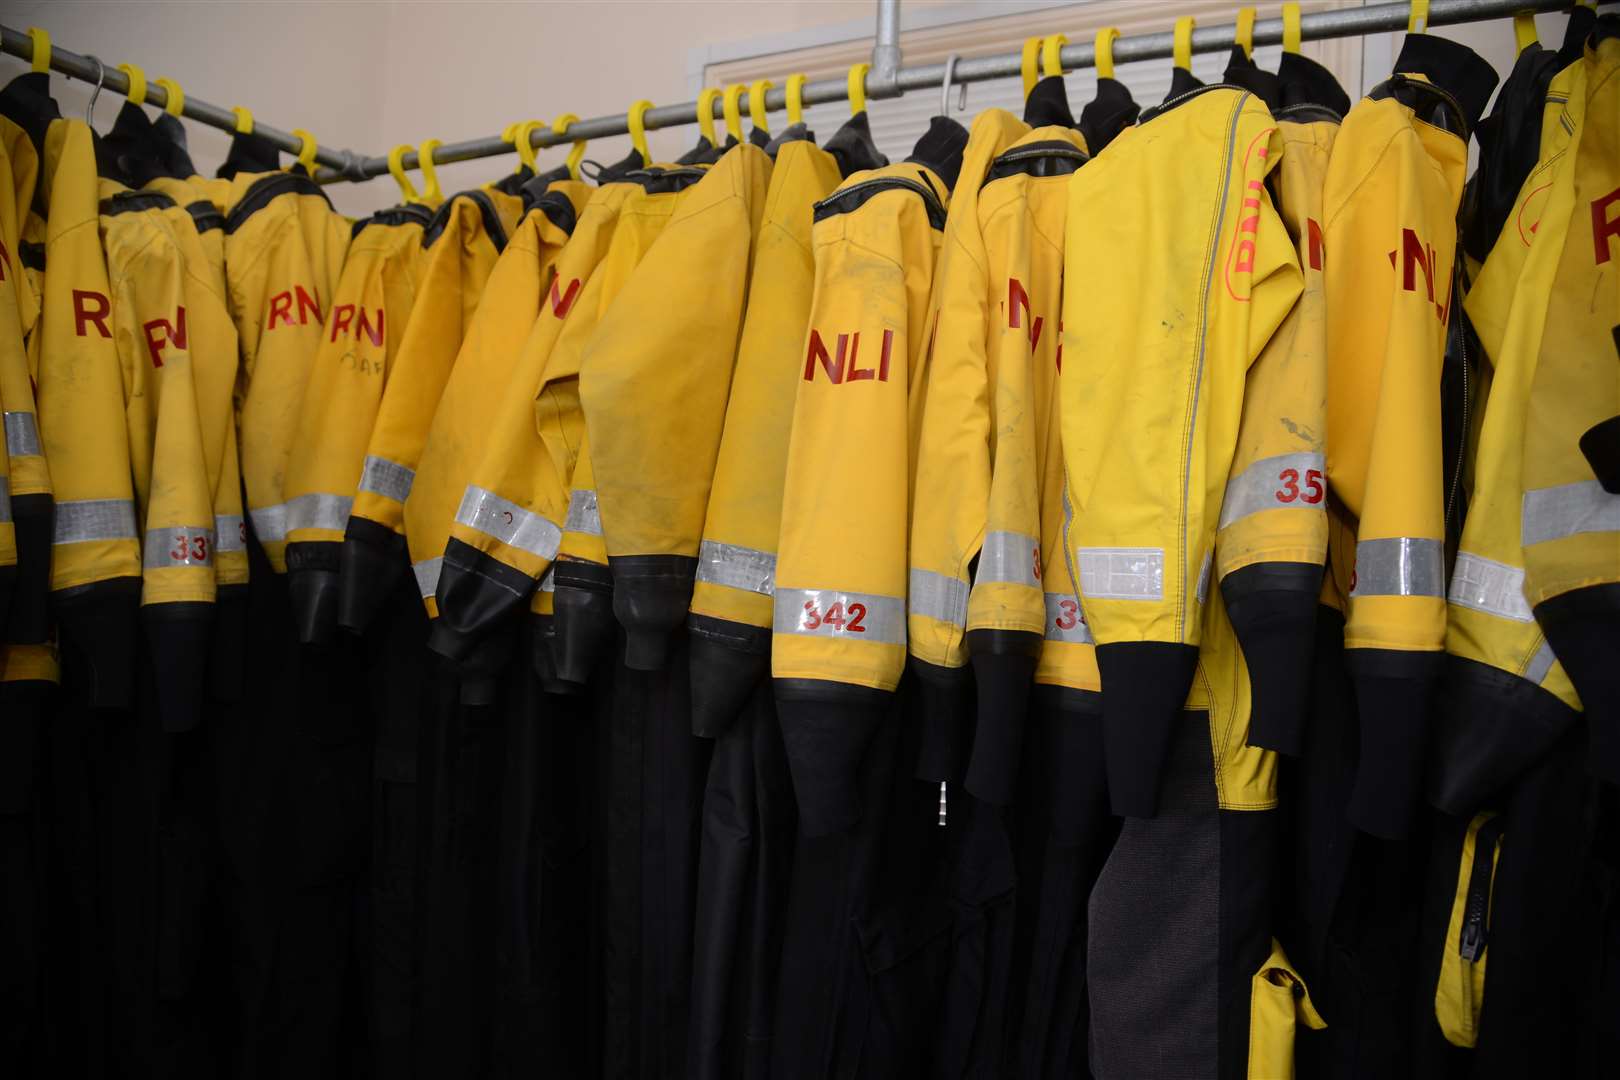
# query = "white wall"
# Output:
<box><xmin>0</xmin><ymin>1</ymin><xmax>1580</xmax><ymax>217</ymax></box>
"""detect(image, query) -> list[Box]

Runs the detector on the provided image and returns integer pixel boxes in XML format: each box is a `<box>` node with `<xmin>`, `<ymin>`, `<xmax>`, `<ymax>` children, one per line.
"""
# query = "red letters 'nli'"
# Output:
<box><xmin>803</xmin><ymin>328</ymin><xmax>895</xmax><ymax>384</ymax></box>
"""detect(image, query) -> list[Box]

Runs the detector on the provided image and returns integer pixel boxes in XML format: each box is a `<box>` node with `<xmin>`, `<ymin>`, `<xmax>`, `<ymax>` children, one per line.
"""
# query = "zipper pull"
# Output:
<box><xmin>1459</xmin><ymin>910</ymin><xmax>1485</xmax><ymax>962</ymax></box>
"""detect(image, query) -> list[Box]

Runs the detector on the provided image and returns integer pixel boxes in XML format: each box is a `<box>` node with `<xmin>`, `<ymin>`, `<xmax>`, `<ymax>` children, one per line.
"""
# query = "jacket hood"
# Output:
<box><xmin>906</xmin><ymin>114</ymin><xmax>970</xmax><ymax>191</ymax></box>
<box><xmin>1223</xmin><ymin>46</ymin><xmax>1281</xmax><ymax>108</ymax></box>
<box><xmin>217</xmin><ymin>129</ymin><xmax>283</xmax><ymax>178</ymax></box>
<box><xmin>1080</xmin><ymin>77</ymin><xmax>1140</xmax><ymax>155</ymax></box>
<box><xmin>1391</xmin><ymin>33</ymin><xmax>1499</xmax><ymax>134</ymax></box>
<box><xmin>822</xmin><ymin>110</ymin><xmax>888</xmax><ymax>177</ymax></box>
<box><xmin>1023</xmin><ymin>75</ymin><xmax>1076</xmax><ymax>129</ymax></box>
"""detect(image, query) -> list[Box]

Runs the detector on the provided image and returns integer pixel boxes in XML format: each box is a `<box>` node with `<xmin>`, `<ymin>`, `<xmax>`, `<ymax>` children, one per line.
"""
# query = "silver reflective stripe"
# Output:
<box><xmin>909</xmin><ymin>568</ymin><xmax>969</xmax><ymax>627</ymax></box>
<box><xmin>54</xmin><ymin>499</ymin><xmax>138</xmax><ymax>544</ymax></box>
<box><xmin>774</xmin><ymin>586</ymin><xmax>905</xmax><ymax>645</ymax></box>
<box><xmin>1448</xmin><ymin>552</ymin><xmax>1533</xmax><ymax>622</ymax></box>
<box><xmin>1043</xmin><ymin>592</ymin><xmax>1094</xmax><ymax>644</ymax></box>
<box><xmin>696</xmin><ymin>539</ymin><xmax>776</xmax><ymax>596</ymax></box>
<box><xmin>359</xmin><ymin>455</ymin><xmax>415</xmax><ymax>504</ymax></box>
<box><xmin>539</xmin><ymin>568</ymin><xmax>555</xmax><ymax>593</ymax></box>
<box><xmin>564</xmin><ymin>488</ymin><xmax>601</xmax><ymax>536</ymax></box>
<box><xmin>1195</xmin><ymin>550</ymin><xmax>1212</xmax><ymax>604</ymax></box>
<box><xmin>413</xmin><ymin>556</ymin><xmax>442</xmax><ymax>600</ymax></box>
<box><xmin>1218</xmin><ymin>451</ymin><xmax>1326</xmax><ymax>529</ymax></box>
<box><xmin>1521</xmin><ymin>480</ymin><xmax>1620</xmax><ymax>545</ymax></box>
<box><xmin>1077</xmin><ymin>547</ymin><xmax>1164</xmax><ymax>601</ymax></box>
<box><xmin>285</xmin><ymin>492</ymin><xmax>353</xmax><ymax>534</ymax></box>
<box><xmin>142</xmin><ymin>525</ymin><xmax>215</xmax><ymax>569</ymax></box>
<box><xmin>250</xmin><ymin>504</ymin><xmax>287</xmax><ymax>543</ymax></box>
<box><xmin>4</xmin><ymin>411</ymin><xmax>40</xmax><ymax>457</ymax></box>
<box><xmin>1525</xmin><ymin>639</ymin><xmax>1557</xmax><ymax>685</ymax></box>
<box><xmin>974</xmin><ymin>530</ymin><xmax>1041</xmax><ymax>588</ymax></box>
<box><xmin>215</xmin><ymin>515</ymin><xmax>246</xmax><ymax>553</ymax></box>
<box><xmin>1349</xmin><ymin>537</ymin><xmax>1444</xmax><ymax>598</ymax></box>
<box><xmin>454</xmin><ymin>485</ymin><xmax>562</xmax><ymax>560</ymax></box>
<box><xmin>0</xmin><ymin>476</ymin><xmax>10</xmax><ymax>523</ymax></box>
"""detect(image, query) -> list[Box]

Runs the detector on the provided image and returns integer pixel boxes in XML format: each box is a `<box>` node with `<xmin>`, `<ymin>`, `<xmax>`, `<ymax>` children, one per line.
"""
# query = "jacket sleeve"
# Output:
<box><xmin>1216</xmin><ymin>130</ymin><xmax>1333</xmax><ymax>758</ymax></box>
<box><xmin>39</xmin><ymin>129</ymin><xmax>141</xmax><ymax>707</ymax></box>
<box><xmin>0</xmin><ymin>247</ymin><xmax>49</xmax><ymax>645</ymax></box>
<box><xmin>580</xmin><ymin>145</ymin><xmax>772</xmax><ymax>672</ymax></box>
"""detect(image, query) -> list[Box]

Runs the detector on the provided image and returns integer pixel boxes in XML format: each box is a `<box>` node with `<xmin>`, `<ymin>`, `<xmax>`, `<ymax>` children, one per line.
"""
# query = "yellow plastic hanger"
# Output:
<box><xmin>387</xmin><ymin>144</ymin><xmax>423</xmax><ymax>204</ymax></box>
<box><xmin>552</xmin><ymin>114</ymin><xmax>586</xmax><ymax>181</ymax></box>
<box><xmin>231</xmin><ymin>106</ymin><xmax>254</xmax><ymax>135</ymax></box>
<box><xmin>416</xmin><ymin>137</ymin><xmax>442</xmax><ymax>201</ymax></box>
<box><xmin>1513</xmin><ymin>14</ymin><xmax>1539</xmax><ymax>55</ymax></box>
<box><xmin>512</xmin><ymin>119</ymin><xmax>543</xmax><ymax>174</ymax></box>
<box><xmin>26</xmin><ymin>27</ymin><xmax>50</xmax><ymax>74</ymax></box>
<box><xmin>749</xmin><ymin>79</ymin><xmax>773</xmax><ymax>136</ymax></box>
<box><xmin>627</xmin><ymin>99</ymin><xmax>653</xmax><ymax>164</ymax></box>
<box><xmin>1021</xmin><ymin>36</ymin><xmax>1043</xmax><ymax>99</ymax></box>
<box><xmin>786</xmin><ymin>73</ymin><xmax>807</xmax><ymax>127</ymax></box>
<box><xmin>1409</xmin><ymin>0</ymin><xmax>1429</xmax><ymax>35</ymax></box>
<box><xmin>1174</xmin><ymin>17</ymin><xmax>1196</xmax><ymax>73</ymax></box>
<box><xmin>696</xmin><ymin>87</ymin><xmax>721</xmax><ymax>148</ymax></box>
<box><xmin>1095</xmin><ymin>27</ymin><xmax>1121</xmax><ymax>81</ymax></box>
<box><xmin>1042</xmin><ymin>34</ymin><xmax>1068</xmax><ymax>79</ymax></box>
<box><xmin>117</xmin><ymin>62</ymin><xmax>148</xmax><ymax>106</ymax></box>
<box><xmin>1282</xmin><ymin>3</ymin><xmax>1302</xmax><ymax>54</ymax></box>
<box><xmin>292</xmin><ymin>128</ymin><xmax>319</xmax><ymax>173</ymax></box>
<box><xmin>153</xmin><ymin>77</ymin><xmax>184</xmax><ymax>118</ymax></box>
<box><xmin>1235</xmin><ymin>8</ymin><xmax>1256</xmax><ymax>60</ymax></box>
<box><xmin>847</xmin><ymin>63</ymin><xmax>870</xmax><ymax>116</ymax></box>
<box><xmin>723</xmin><ymin>84</ymin><xmax>747</xmax><ymax>142</ymax></box>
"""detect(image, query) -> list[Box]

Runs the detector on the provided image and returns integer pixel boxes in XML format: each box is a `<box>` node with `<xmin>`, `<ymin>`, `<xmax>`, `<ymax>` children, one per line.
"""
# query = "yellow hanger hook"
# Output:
<box><xmin>847</xmin><ymin>63</ymin><xmax>870</xmax><ymax>116</ymax></box>
<box><xmin>153</xmin><ymin>77</ymin><xmax>184</xmax><ymax>118</ymax></box>
<box><xmin>387</xmin><ymin>144</ymin><xmax>422</xmax><ymax>204</ymax></box>
<box><xmin>416</xmin><ymin>137</ymin><xmax>442</xmax><ymax>201</ymax></box>
<box><xmin>26</xmin><ymin>27</ymin><xmax>50</xmax><ymax>74</ymax></box>
<box><xmin>1020</xmin><ymin>36</ymin><xmax>1043</xmax><ymax>99</ymax></box>
<box><xmin>1513</xmin><ymin>14</ymin><xmax>1539</xmax><ymax>55</ymax></box>
<box><xmin>723</xmin><ymin>84</ymin><xmax>746</xmax><ymax>142</ymax></box>
<box><xmin>1235</xmin><ymin>9</ymin><xmax>1256</xmax><ymax>60</ymax></box>
<box><xmin>231</xmin><ymin>106</ymin><xmax>254</xmax><ymax>134</ymax></box>
<box><xmin>117</xmin><ymin>62</ymin><xmax>148</xmax><ymax>106</ymax></box>
<box><xmin>1042</xmin><ymin>34</ymin><xmax>1068</xmax><ymax>79</ymax></box>
<box><xmin>786</xmin><ymin>73</ymin><xmax>807</xmax><ymax>126</ymax></box>
<box><xmin>627</xmin><ymin>99</ymin><xmax>653</xmax><ymax>165</ymax></box>
<box><xmin>293</xmin><ymin>129</ymin><xmax>319</xmax><ymax>173</ymax></box>
<box><xmin>696</xmin><ymin>87</ymin><xmax>721</xmax><ymax>147</ymax></box>
<box><xmin>749</xmin><ymin>79</ymin><xmax>774</xmax><ymax>136</ymax></box>
<box><xmin>1282</xmin><ymin>4</ymin><xmax>1302</xmax><ymax>54</ymax></box>
<box><xmin>1409</xmin><ymin>0</ymin><xmax>1430</xmax><ymax>35</ymax></box>
<box><xmin>513</xmin><ymin>119</ymin><xmax>544</xmax><ymax>173</ymax></box>
<box><xmin>1174</xmin><ymin>17</ymin><xmax>1196</xmax><ymax>72</ymax></box>
<box><xmin>1095</xmin><ymin>28</ymin><xmax>1121</xmax><ymax>81</ymax></box>
<box><xmin>552</xmin><ymin>114</ymin><xmax>586</xmax><ymax>181</ymax></box>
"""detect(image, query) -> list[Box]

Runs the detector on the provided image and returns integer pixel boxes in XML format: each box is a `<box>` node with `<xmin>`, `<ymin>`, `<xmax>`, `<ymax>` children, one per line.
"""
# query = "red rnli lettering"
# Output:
<box><xmin>356</xmin><ymin>305</ymin><xmax>384</xmax><ymax>347</ymax></box>
<box><xmin>1388</xmin><ymin>228</ymin><xmax>1450</xmax><ymax>322</ymax></box>
<box><xmin>1306</xmin><ymin>217</ymin><xmax>1325</xmax><ymax>271</ymax></box>
<box><xmin>142</xmin><ymin>306</ymin><xmax>188</xmax><ymax>368</ymax></box>
<box><xmin>328</xmin><ymin>303</ymin><xmax>355</xmax><ymax>341</ymax></box>
<box><xmin>1007</xmin><ymin>278</ymin><xmax>1045</xmax><ymax>350</ymax></box>
<box><xmin>72</xmin><ymin>289</ymin><xmax>112</xmax><ymax>339</ymax></box>
<box><xmin>549</xmin><ymin>277</ymin><xmax>582</xmax><ymax>318</ymax></box>
<box><xmin>1593</xmin><ymin>185</ymin><xmax>1620</xmax><ymax>265</ymax></box>
<box><xmin>0</xmin><ymin>238</ymin><xmax>9</xmax><ymax>282</ymax></box>
<box><xmin>267</xmin><ymin>284</ymin><xmax>322</xmax><ymax>330</ymax></box>
<box><xmin>328</xmin><ymin>304</ymin><xmax>385</xmax><ymax>347</ymax></box>
<box><xmin>803</xmin><ymin>329</ymin><xmax>893</xmax><ymax>385</ymax></box>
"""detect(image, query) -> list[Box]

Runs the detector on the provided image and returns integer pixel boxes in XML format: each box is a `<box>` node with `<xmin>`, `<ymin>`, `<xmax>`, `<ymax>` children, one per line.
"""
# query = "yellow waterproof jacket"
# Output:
<box><xmin>279</xmin><ymin>204</ymin><xmax>432</xmax><ymax>642</ymax></box>
<box><xmin>1517</xmin><ymin>21</ymin><xmax>1620</xmax><ymax>785</ymax></box>
<box><xmin>1060</xmin><ymin>86</ymin><xmax>1301</xmax><ymax>818</ymax></box>
<box><xmin>1321</xmin><ymin>35</ymin><xmax>1497</xmax><ymax>836</ymax></box>
<box><xmin>399</xmin><ymin>181</ymin><xmax>585</xmax><ymax>629</ymax></box>
<box><xmin>337</xmin><ymin>186</ymin><xmax>525</xmax><ymax>629</ymax></box>
<box><xmin>771</xmin><ymin>117</ymin><xmax>968</xmax><ymax>834</ymax></box>
<box><xmin>0</xmin><ymin>116</ymin><xmax>33</xmax><ymax>632</ymax></box>
<box><xmin>218</xmin><ymin>156</ymin><xmax>351</xmax><ymax>573</ymax></box>
<box><xmin>578</xmin><ymin>143</ymin><xmax>773</xmax><ymax>672</ymax></box>
<box><xmin>687</xmin><ymin>135</ymin><xmax>844</xmax><ymax>734</ymax></box>
<box><xmin>909</xmin><ymin>111</ymin><xmax>1087</xmax><ymax>800</ymax></box>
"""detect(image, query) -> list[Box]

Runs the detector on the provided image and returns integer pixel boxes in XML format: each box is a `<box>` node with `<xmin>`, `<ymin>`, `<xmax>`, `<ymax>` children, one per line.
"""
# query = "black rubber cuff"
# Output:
<box><xmin>1581</xmin><ymin>414</ymin><xmax>1620</xmax><ymax>493</ymax></box>
<box><xmin>908</xmin><ymin>657</ymin><xmax>973</xmax><ymax>783</ymax></box>
<box><xmin>338</xmin><ymin>517</ymin><xmax>406</xmax><ymax>635</ymax></box>
<box><xmin>964</xmin><ymin>631</ymin><xmax>1039</xmax><ymax>806</ymax></box>
<box><xmin>144</xmin><ymin>602</ymin><xmax>213</xmax><ymax>732</ymax></box>
<box><xmin>1032</xmin><ymin>685</ymin><xmax>1107</xmax><ymax>840</ymax></box>
<box><xmin>687</xmin><ymin>613</ymin><xmax>768</xmax><ymax>737</ymax></box>
<box><xmin>610</xmin><ymin>554</ymin><xmax>698</xmax><ymax>671</ymax></box>
<box><xmin>5</xmin><ymin>492</ymin><xmax>51</xmax><ymax>644</ymax></box>
<box><xmin>1535</xmin><ymin>585</ymin><xmax>1620</xmax><ymax>785</ymax></box>
<box><xmin>551</xmin><ymin>560</ymin><xmax>615</xmax><ymax>687</ymax></box>
<box><xmin>774</xmin><ymin>679</ymin><xmax>886</xmax><ymax>837</ymax></box>
<box><xmin>0</xmin><ymin>564</ymin><xmax>13</xmax><ymax>635</ymax></box>
<box><xmin>0</xmin><ymin>679</ymin><xmax>48</xmax><ymax>814</ymax></box>
<box><xmin>1345</xmin><ymin>648</ymin><xmax>1441</xmax><ymax>839</ymax></box>
<box><xmin>430</xmin><ymin>536</ymin><xmax>537</xmax><ymax>661</ymax></box>
<box><xmin>1222</xmin><ymin>563</ymin><xmax>1322</xmax><ymax>757</ymax></box>
<box><xmin>55</xmin><ymin>576</ymin><xmax>142</xmax><ymax>709</ymax></box>
<box><xmin>286</xmin><ymin>540</ymin><xmax>341</xmax><ymax>647</ymax></box>
<box><xmin>1095</xmin><ymin>641</ymin><xmax>1199</xmax><ymax>818</ymax></box>
<box><xmin>1429</xmin><ymin>654</ymin><xmax>1578</xmax><ymax>815</ymax></box>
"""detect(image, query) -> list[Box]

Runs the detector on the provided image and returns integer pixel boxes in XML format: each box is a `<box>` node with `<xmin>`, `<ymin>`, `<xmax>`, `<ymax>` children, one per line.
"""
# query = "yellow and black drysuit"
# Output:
<box><xmin>1318</xmin><ymin>34</ymin><xmax>1498</xmax><ymax>839</ymax></box>
<box><xmin>576</xmin><ymin>141</ymin><xmax>773</xmax><ymax>672</ymax></box>
<box><xmin>337</xmin><ymin>183</ymin><xmax>527</xmax><ymax>635</ymax></box>
<box><xmin>279</xmin><ymin>203</ymin><xmax>431</xmax><ymax>643</ymax></box>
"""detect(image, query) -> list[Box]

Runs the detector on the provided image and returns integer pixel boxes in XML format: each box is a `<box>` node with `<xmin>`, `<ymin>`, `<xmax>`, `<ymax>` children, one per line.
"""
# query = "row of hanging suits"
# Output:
<box><xmin>2</xmin><ymin>9</ymin><xmax>1619</xmax><ymax>1080</ymax></box>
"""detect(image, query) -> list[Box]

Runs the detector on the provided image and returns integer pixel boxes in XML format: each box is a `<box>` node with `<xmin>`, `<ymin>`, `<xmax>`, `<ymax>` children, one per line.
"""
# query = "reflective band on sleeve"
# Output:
<box><xmin>1043</xmin><ymin>592</ymin><xmax>1094</xmax><ymax>644</ymax></box>
<box><xmin>1077</xmin><ymin>547</ymin><xmax>1164</xmax><ymax>601</ymax></box>
<box><xmin>250</xmin><ymin>504</ymin><xmax>287</xmax><ymax>543</ymax></box>
<box><xmin>1218</xmin><ymin>451</ymin><xmax>1326</xmax><ymax>528</ymax></box>
<box><xmin>909</xmin><ymin>568</ymin><xmax>969</xmax><ymax>627</ymax></box>
<box><xmin>412</xmin><ymin>556</ymin><xmax>442</xmax><ymax>600</ymax></box>
<box><xmin>974</xmin><ymin>530</ymin><xmax>1041</xmax><ymax>588</ymax></box>
<box><xmin>540</xmin><ymin>568</ymin><xmax>555</xmax><ymax>593</ymax></box>
<box><xmin>455</xmin><ymin>485</ymin><xmax>562</xmax><ymax>560</ymax></box>
<box><xmin>1349</xmin><ymin>536</ymin><xmax>1444</xmax><ymax>597</ymax></box>
<box><xmin>774</xmin><ymin>586</ymin><xmax>906</xmax><ymax>645</ymax></box>
<box><xmin>4</xmin><ymin>411</ymin><xmax>40</xmax><ymax>457</ymax></box>
<box><xmin>1525</xmin><ymin>638</ymin><xmax>1557</xmax><ymax>685</ymax></box>
<box><xmin>54</xmin><ymin>499</ymin><xmax>138</xmax><ymax>545</ymax></box>
<box><xmin>564</xmin><ymin>488</ymin><xmax>601</xmax><ymax>536</ymax></box>
<box><xmin>358</xmin><ymin>455</ymin><xmax>415</xmax><ymax>504</ymax></box>
<box><xmin>1195</xmin><ymin>550</ymin><xmax>1212</xmax><ymax>604</ymax></box>
<box><xmin>214</xmin><ymin>514</ymin><xmax>246</xmax><ymax>553</ymax></box>
<box><xmin>142</xmin><ymin>526</ymin><xmax>216</xmax><ymax>568</ymax></box>
<box><xmin>1521</xmin><ymin>480</ymin><xmax>1620</xmax><ymax>546</ymax></box>
<box><xmin>0</xmin><ymin>477</ymin><xmax>10</xmax><ymax>522</ymax></box>
<box><xmin>1448</xmin><ymin>552</ymin><xmax>1534</xmax><ymax>622</ymax></box>
<box><xmin>696</xmin><ymin>539</ymin><xmax>776</xmax><ymax>596</ymax></box>
<box><xmin>285</xmin><ymin>492</ymin><xmax>353</xmax><ymax>534</ymax></box>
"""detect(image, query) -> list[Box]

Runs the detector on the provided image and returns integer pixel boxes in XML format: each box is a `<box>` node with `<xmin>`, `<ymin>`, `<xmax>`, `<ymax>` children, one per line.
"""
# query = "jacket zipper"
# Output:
<box><xmin>224</xmin><ymin>171</ymin><xmax>328</xmax><ymax>233</ymax></box>
<box><xmin>994</xmin><ymin>146</ymin><xmax>1089</xmax><ymax>166</ymax></box>
<box><xmin>1458</xmin><ymin>816</ymin><xmax>1503</xmax><ymax>962</ymax></box>
<box><xmin>1383</xmin><ymin>73</ymin><xmax>1470</xmax><ymax>138</ymax></box>
<box><xmin>814</xmin><ymin>175</ymin><xmax>947</xmax><ymax>227</ymax></box>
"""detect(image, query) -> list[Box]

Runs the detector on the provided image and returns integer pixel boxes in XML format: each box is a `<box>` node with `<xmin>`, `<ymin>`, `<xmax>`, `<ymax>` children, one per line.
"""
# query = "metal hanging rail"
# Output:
<box><xmin>0</xmin><ymin>23</ymin><xmax>362</xmax><ymax>174</ymax></box>
<box><xmin>315</xmin><ymin>0</ymin><xmax>1575</xmax><ymax>185</ymax></box>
